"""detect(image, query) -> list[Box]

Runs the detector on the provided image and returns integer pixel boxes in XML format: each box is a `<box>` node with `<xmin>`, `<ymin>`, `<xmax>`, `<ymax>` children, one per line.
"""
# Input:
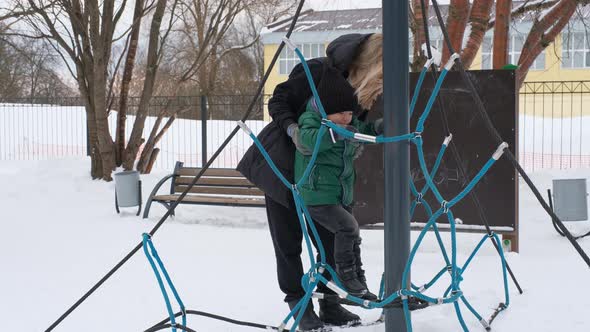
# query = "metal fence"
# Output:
<box><xmin>0</xmin><ymin>95</ymin><xmax>271</xmax><ymax>170</ymax></box>
<box><xmin>2</xmin><ymin>82</ymin><xmax>590</xmax><ymax>172</ymax></box>
<box><xmin>519</xmin><ymin>81</ymin><xmax>590</xmax><ymax>172</ymax></box>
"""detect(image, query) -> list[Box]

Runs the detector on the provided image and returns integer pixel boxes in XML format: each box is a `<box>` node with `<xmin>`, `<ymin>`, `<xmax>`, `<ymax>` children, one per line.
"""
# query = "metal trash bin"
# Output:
<box><xmin>114</xmin><ymin>170</ymin><xmax>142</xmax><ymax>216</ymax></box>
<box><xmin>552</xmin><ymin>179</ymin><xmax>588</xmax><ymax>222</ymax></box>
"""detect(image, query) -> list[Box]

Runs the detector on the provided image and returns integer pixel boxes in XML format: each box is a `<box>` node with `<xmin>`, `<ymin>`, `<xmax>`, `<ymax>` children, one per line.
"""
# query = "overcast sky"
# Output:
<box><xmin>305</xmin><ymin>0</ymin><xmax>451</xmax><ymax>10</ymax></box>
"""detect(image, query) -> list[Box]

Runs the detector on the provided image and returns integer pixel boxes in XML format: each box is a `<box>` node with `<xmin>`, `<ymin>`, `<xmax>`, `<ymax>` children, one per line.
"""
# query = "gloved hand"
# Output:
<box><xmin>333</xmin><ymin>124</ymin><xmax>359</xmax><ymax>141</ymax></box>
<box><xmin>287</xmin><ymin>123</ymin><xmax>312</xmax><ymax>155</ymax></box>
<box><xmin>374</xmin><ymin>118</ymin><xmax>384</xmax><ymax>135</ymax></box>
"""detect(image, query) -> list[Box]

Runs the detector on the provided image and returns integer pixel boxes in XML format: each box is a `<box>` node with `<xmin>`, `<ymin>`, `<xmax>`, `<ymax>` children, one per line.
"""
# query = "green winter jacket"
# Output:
<box><xmin>294</xmin><ymin>102</ymin><xmax>376</xmax><ymax>206</ymax></box>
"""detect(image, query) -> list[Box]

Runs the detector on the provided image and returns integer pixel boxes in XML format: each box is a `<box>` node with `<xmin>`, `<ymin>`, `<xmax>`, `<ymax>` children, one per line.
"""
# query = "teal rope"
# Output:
<box><xmin>410</xmin><ymin>65</ymin><xmax>430</xmax><ymax>116</ymax></box>
<box><xmin>144</xmin><ymin>238</ymin><xmax>187</xmax><ymax>329</ymax></box>
<box><xmin>142</xmin><ymin>234</ymin><xmax>178</xmax><ymax>332</ymax></box>
<box><xmin>416</xmin><ymin>68</ymin><xmax>450</xmax><ymax>133</ymax></box>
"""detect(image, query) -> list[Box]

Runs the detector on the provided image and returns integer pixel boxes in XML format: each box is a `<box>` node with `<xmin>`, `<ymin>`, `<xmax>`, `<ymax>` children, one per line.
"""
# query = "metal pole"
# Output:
<box><xmin>201</xmin><ymin>95</ymin><xmax>208</xmax><ymax>167</ymax></box>
<box><xmin>383</xmin><ymin>0</ymin><xmax>410</xmax><ymax>331</ymax></box>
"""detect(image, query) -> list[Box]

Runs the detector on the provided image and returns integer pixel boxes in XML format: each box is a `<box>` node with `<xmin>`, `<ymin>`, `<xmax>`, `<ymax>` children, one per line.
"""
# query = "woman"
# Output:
<box><xmin>237</xmin><ymin>33</ymin><xmax>383</xmax><ymax>331</ymax></box>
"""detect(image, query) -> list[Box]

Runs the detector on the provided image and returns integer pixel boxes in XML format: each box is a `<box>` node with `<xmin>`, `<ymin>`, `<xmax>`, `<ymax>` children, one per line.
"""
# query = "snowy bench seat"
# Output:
<box><xmin>142</xmin><ymin>162</ymin><xmax>265</xmax><ymax>218</ymax></box>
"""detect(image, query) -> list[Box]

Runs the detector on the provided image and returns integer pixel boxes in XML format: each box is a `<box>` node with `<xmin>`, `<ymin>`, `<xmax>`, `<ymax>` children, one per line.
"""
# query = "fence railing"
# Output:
<box><xmin>519</xmin><ymin>81</ymin><xmax>590</xmax><ymax>172</ymax></box>
<box><xmin>0</xmin><ymin>95</ymin><xmax>270</xmax><ymax>170</ymax></box>
<box><xmin>2</xmin><ymin>83</ymin><xmax>590</xmax><ymax>172</ymax></box>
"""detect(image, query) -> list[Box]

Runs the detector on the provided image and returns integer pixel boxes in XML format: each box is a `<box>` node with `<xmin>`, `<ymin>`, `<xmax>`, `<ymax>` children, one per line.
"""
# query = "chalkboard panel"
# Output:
<box><xmin>353</xmin><ymin>70</ymin><xmax>517</xmax><ymax>231</ymax></box>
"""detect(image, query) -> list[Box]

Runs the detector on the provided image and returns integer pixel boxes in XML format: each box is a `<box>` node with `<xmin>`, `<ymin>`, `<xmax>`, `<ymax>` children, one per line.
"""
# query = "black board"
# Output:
<box><xmin>353</xmin><ymin>70</ymin><xmax>517</xmax><ymax>231</ymax></box>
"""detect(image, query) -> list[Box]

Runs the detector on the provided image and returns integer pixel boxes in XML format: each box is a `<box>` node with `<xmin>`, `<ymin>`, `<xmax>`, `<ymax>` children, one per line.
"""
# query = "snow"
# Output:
<box><xmin>2</xmin><ymin>158</ymin><xmax>590</xmax><ymax>331</ymax></box>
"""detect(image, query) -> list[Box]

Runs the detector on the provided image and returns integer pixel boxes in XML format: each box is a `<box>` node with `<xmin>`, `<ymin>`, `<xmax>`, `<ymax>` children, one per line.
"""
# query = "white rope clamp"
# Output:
<box><xmin>236</xmin><ymin>121</ymin><xmax>253</xmax><ymax>136</ymax></box>
<box><xmin>415</xmin><ymin>193</ymin><xmax>423</xmax><ymax>204</ymax></box>
<box><xmin>480</xmin><ymin>319</ymin><xmax>491</xmax><ymax>329</ymax></box>
<box><xmin>281</xmin><ymin>37</ymin><xmax>297</xmax><ymax>51</ymax></box>
<box><xmin>423</xmin><ymin>57</ymin><xmax>434</xmax><ymax>69</ymax></box>
<box><xmin>443</xmin><ymin>134</ymin><xmax>453</xmax><ymax>146</ymax></box>
<box><xmin>441</xmin><ymin>200</ymin><xmax>449</xmax><ymax>213</ymax></box>
<box><xmin>354</xmin><ymin>133</ymin><xmax>377</xmax><ymax>143</ymax></box>
<box><xmin>326</xmin><ymin>281</ymin><xmax>349</xmax><ymax>299</ymax></box>
<box><xmin>312</xmin><ymin>292</ymin><xmax>325</xmax><ymax>299</ymax></box>
<box><xmin>445</xmin><ymin>53</ymin><xmax>460</xmax><ymax>71</ymax></box>
<box><xmin>493</xmin><ymin>142</ymin><xmax>509</xmax><ymax>160</ymax></box>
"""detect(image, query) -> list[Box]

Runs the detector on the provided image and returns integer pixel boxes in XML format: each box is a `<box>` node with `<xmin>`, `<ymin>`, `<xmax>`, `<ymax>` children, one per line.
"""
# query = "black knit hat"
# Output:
<box><xmin>315</xmin><ymin>67</ymin><xmax>358</xmax><ymax>115</ymax></box>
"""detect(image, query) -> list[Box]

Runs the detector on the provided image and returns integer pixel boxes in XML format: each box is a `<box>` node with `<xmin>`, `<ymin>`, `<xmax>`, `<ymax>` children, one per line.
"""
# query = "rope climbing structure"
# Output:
<box><xmin>235</xmin><ymin>38</ymin><xmax>510</xmax><ymax>332</ymax></box>
<box><xmin>43</xmin><ymin>1</ymin><xmax>590</xmax><ymax>332</ymax></box>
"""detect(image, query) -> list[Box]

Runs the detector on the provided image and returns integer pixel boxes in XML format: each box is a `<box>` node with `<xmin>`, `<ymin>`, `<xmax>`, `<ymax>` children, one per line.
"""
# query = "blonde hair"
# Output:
<box><xmin>348</xmin><ymin>34</ymin><xmax>383</xmax><ymax>110</ymax></box>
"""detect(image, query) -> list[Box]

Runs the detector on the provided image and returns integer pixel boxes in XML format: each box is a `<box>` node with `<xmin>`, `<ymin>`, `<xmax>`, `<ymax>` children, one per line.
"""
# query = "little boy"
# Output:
<box><xmin>294</xmin><ymin>69</ymin><xmax>382</xmax><ymax>300</ymax></box>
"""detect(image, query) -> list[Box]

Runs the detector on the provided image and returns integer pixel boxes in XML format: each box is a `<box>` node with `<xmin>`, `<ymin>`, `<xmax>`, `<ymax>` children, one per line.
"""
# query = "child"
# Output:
<box><xmin>294</xmin><ymin>68</ymin><xmax>382</xmax><ymax>300</ymax></box>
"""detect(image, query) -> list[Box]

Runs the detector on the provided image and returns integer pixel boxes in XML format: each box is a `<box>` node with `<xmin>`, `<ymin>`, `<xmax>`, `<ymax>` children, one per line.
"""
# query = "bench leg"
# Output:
<box><xmin>158</xmin><ymin>202</ymin><xmax>176</xmax><ymax>217</ymax></box>
<box><xmin>143</xmin><ymin>196</ymin><xmax>154</xmax><ymax>219</ymax></box>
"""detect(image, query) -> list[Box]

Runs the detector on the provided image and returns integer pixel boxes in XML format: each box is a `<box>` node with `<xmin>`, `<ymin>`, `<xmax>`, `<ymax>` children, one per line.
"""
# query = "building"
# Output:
<box><xmin>260</xmin><ymin>6</ymin><xmax>590</xmax><ymax>120</ymax></box>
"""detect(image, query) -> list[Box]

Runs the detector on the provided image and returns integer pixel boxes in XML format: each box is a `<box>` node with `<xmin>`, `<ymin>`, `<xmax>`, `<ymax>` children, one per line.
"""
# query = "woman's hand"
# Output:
<box><xmin>288</xmin><ymin>124</ymin><xmax>313</xmax><ymax>155</ymax></box>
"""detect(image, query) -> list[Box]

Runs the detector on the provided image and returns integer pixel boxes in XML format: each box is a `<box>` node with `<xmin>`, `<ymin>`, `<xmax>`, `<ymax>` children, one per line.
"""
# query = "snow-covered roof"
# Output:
<box><xmin>263</xmin><ymin>2</ymin><xmax>590</xmax><ymax>36</ymax></box>
<box><xmin>264</xmin><ymin>8</ymin><xmax>383</xmax><ymax>34</ymax></box>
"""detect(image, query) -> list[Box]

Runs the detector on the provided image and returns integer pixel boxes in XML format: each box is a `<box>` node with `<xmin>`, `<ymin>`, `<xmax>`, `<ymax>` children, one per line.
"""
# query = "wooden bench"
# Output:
<box><xmin>143</xmin><ymin>162</ymin><xmax>265</xmax><ymax>219</ymax></box>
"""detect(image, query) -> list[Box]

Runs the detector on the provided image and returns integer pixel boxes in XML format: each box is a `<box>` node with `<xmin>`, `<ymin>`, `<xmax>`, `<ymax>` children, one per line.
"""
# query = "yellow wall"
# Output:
<box><xmin>263</xmin><ymin>44</ymin><xmax>284</xmax><ymax>121</ymax></box>
<box><xmin>262</xmin><ymin>35</ymin><xmax>590</xmax><ymax>120</ymax></box>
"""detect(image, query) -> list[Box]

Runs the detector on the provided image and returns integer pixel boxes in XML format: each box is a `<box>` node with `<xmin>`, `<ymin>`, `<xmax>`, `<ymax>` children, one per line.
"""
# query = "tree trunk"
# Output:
<box><xmin>137</xmin><ymin>111</ymin><xmax>178</xmax><ymax>173</ymax></box>
<box><xmin>517</xmin><ymin>0</ymin><xmax>577</xmax><ymax>87</ymax></box>
<box><xmin>493</xmin><ymin>0</ymin><xmax>511</xmax><ymax>69</ymax></box>
<box><xmin>122</xmin><ymin>0</ymin><xmax>168</xmax><ymax>170</ymax></box>
<box><xmin>411</xmin><ymin>0</ymin><xmax>428</xmax><ymax>71</ymax></box>
<box><xmin>442</xmin><ymin>0</ymin><xmax>470</xmax><ymax>64</ymax></box>
<box><xmin>92</xmin><ymin>42</ymin><xmax>116</xmax><ymax>180</ymax></box>
<box><xmin>115</xmin><ymin>0</ymin><xmax>145</xmax><ymax>166</ymax></box>
<box><xmin>77</xmin><ymin>63</ymin><xmax>104</xmax><ymax>179</ymax></box>
<box><xmin>461</xmin><ymin>0</ymin><xmax>493</xmax><ymax>68</ymax></box>
<box><xmin>145</xmin><ymin>148</ymin><xmax>160</xmax><ymax>174</ymax></box>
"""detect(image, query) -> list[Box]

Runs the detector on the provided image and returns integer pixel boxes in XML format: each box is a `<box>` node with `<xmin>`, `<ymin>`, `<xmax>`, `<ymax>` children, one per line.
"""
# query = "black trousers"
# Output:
<box><xmin>265</xmin><ymin>195</ymin><xmax>336</xmax><ymax>303</ymax></box>
<box><xmin>307</xmin><ymin>205</ymin><xmax>360</xmax><ymax>266</ymax></box>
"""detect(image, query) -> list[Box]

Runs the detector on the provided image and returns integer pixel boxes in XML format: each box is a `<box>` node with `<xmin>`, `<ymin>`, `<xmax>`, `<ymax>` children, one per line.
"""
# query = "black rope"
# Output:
<box><xmin>429</xmin><ymin>0</ymin><xmax>590</xmax><ymax>268</ymax></box>
<box><xmin>43</xmin><ymin>1</ymin><xmax>308</xmax><ymax>331</ymax></box>
<box><xmin>547</xmin><ymin>189</ymin><xmax>590</xmax><ymax>240</ymax></box>
<box><xmin>417</xmin><ymin>0</ymin><xmax>523</xmax><ymax>294</ymax></box>
<box><xmin>146</xmin><ymin>310</ymin><xmax>280</xmax><ymax>332</ymax></box>
<box><xmin>487</xmin><ymin>302</ymin><xmax>507</xmax><ymax>326</ymax></box>
<box><xmin>318</xmin><ymin>293</ymin><xmax>430</xmax><ymax>310</ymax></box>
<box><xmin>144</xmin><ymin>323</ymin><xmax>198</xmax><ymax>332</ymax></box>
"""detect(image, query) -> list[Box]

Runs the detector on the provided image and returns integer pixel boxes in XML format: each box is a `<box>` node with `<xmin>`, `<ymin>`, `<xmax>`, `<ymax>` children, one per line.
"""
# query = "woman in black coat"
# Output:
<box><xmin>237</xmin><ymin>33</ymin><xmax>383</xmax><ymax>331</ymax></box>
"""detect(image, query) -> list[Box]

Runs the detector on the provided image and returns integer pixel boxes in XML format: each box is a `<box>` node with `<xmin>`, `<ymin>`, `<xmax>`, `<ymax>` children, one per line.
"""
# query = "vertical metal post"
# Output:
<box><xmin>383</xmin><ymin>0</ymin><xmax>410</xmax><ymax>331</ymax></box>
<box><xmin>201</xmin><ymin>95</ymin><xmax>208</xmax><ymax>167</ymax></box>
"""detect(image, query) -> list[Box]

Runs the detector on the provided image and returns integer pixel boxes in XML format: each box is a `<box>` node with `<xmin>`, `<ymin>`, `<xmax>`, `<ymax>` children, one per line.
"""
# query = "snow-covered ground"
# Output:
<box><xmin>1</xmin><ymin>158</ymin><xmax>590</xmax><ymax>331</ymax></box>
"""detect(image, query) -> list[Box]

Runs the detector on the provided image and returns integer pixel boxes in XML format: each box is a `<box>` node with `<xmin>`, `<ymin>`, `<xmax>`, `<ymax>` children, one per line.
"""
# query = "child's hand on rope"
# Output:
<box><xmin>374</xmin><ymin>118</ymin><xmax>384</xmax><ymax>135</ymax></box>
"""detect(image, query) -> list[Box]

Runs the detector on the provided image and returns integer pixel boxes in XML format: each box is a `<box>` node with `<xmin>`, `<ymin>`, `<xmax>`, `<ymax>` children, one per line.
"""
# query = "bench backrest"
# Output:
<box><xmin>171</xmin><ymin>162</ymin><xmax>264</xmax><ymax>197</ymax></box>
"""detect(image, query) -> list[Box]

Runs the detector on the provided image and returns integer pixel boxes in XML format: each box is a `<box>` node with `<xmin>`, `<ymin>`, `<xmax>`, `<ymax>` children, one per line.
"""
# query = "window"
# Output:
<box><xmin>482</xmin><ymin>35</ymin><xmax>545</xmax><ymax>70</ymax></box>
<box><xmin>279</xmin><ymin>43</ymin><xmax>326</xmax><ymax>75</ymax></box>
<box><xmin>562</xmin><ymin>31</ymin><xmax>590</xmax><ymax>69</ymax></box>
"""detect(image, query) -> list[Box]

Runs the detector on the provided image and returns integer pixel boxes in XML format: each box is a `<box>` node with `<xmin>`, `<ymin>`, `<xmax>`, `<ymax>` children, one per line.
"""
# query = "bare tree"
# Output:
<box><xmin>1</xmin><ymin>0</ymin><xmax>182</xmax><ymax>179</ymax></box>
<box><xmin>412</xmin><ymin>0</ymin><xmax>590</xmax><ymax>88</ymax></box>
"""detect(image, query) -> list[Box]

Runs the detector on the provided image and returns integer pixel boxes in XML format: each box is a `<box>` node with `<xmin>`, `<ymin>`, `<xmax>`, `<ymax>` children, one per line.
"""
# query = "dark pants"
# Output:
<box><xmin>307</xmin><ymin>205</ymin><xmax>360</xmax><ymax>266</ymax></box>
<box><xmin>265</xmin><ymin>195</ymin><xmax>336</xmax><ymax>303</ymax></box>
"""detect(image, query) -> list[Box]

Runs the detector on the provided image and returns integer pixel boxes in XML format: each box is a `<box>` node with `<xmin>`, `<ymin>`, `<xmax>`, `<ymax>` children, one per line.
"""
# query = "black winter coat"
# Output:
<box><xmin>236</xmin><ymin>33</ymin><xmax>373</xmax><ymax>208</ymax></box>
